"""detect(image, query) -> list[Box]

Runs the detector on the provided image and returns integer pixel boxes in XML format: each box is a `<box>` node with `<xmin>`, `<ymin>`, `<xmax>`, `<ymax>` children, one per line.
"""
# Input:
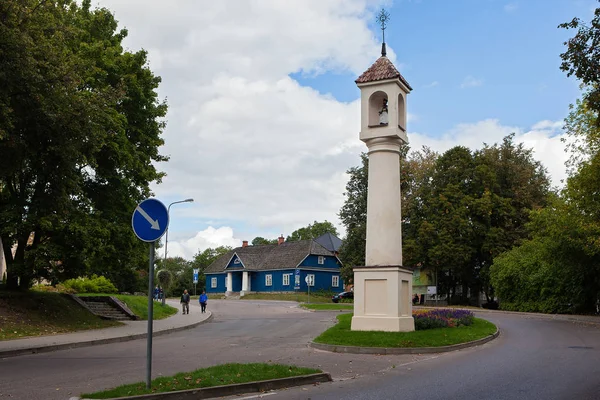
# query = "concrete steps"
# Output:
<box><xmin>82</xmin><ymin>300</ymin><xmax>132</xmax><ymax>321</ymax></box>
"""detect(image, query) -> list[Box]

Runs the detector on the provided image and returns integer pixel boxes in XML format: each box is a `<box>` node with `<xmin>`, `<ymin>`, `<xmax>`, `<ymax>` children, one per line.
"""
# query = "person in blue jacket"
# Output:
<box><xmin>199</xmin><ymin>290</ymin><xmax>208</xmax><ymax>313</ymax></box>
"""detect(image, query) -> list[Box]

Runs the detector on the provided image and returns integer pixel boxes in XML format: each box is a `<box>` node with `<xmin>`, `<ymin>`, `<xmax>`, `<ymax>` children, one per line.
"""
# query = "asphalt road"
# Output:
<box><xmin>0</xmin><ymin>301</ymin><xmax>598</xmax><ymax>400</ymax></box>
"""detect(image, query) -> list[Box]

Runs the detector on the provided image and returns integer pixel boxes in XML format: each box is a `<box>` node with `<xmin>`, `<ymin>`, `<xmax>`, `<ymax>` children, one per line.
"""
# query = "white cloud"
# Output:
<box><xmin>460</xmin><ymin>75</ymin><xmax>484</xmax><ymax>88</ymax></box>
<box><xmin>95</xmin><ymin>1</ymin><xmax>569</xmax><ymax>259</ymax></box>
<box><xmin>504</xmin><ymin>3</ymin><xmax>519</xmax><ymax>12</ymax></box>
<box><xmin>409</xmin><ymin>118</ymin><xmax>569</xmax><ymax>188</ymax></box>
<box><xmin>166</xmin><ymin>227</ymin><xmax>242</xmax><ymax>260</ymax></box>
<box><xmin>424</xmin><ymin>81</ymin><xmax>439</xmax><ymax>88</ymax></box>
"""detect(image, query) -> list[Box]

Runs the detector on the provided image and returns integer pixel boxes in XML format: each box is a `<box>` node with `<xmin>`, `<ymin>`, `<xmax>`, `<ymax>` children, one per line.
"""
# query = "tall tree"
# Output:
<box><xmin>0</xmin><ymin>0</ymin><xmax>167</xmax><ymax>290</ymax></box>
<box><xmin>251</xmin><ymin>237</ymin><xmax>277</xmax><ymax>246</ymax></box>
<box><xmin>286</xmin><ymin>221</ymin><xmax>338</xmax><ymax>242</ymax></box>
<box><xmin>559</xmin><ymin>3</ymin><xmax>600</xmax><ymax>126</ymax></box>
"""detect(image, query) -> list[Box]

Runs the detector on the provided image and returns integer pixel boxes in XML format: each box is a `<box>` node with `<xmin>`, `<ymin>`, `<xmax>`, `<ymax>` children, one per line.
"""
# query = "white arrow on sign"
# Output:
<box><xmin>135</xmin><ymin>205</ymin><xmax>160</xmax><ymax>230</ymax></box>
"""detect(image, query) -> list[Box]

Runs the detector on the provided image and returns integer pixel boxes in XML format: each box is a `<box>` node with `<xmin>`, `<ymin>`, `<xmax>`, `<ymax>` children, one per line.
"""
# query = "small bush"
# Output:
<box><xmin>413</xmin><ymin>308</ymin><xmax>474</xmax><ymax>331</ymax></box>
<box><xmin>63</xmin><ymin>275</ymin><xmax>118</xmax><ymax>294</ymax></box>
<box><xmin>32</xmin><ymin>283</ymin><xmax>76</xmax><ymax>294</ymax></box>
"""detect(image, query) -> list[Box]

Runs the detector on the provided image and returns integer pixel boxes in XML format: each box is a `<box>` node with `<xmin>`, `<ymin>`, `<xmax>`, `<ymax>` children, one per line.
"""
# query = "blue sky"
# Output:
<box><xmin>101</xmin><ymin>0</ymin><xmax>597</xmax><ymax>259</ymax></box>
<box><xmin>293</xmin><ymin>0</ymin><xmax>590</xmax><ymax>137</ymax></box>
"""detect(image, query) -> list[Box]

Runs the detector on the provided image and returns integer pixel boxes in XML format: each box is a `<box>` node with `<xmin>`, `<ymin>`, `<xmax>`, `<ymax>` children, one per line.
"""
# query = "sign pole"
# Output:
<box><xmin>146</xmin><ymin>244</ymin><xmax>155</xmax><ymax>389</ymax></box>
<box><xmin>131</xmin><ymin>198</ymin><xmax>170</xmax><ymax>392</ymax></box>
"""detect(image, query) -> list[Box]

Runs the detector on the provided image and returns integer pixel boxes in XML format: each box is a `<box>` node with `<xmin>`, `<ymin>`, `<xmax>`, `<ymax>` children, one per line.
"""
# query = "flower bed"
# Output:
<box><xmin>413</xmin><ymin>308</ymin><xmax>474</xmax><ymax>330</ymax></box>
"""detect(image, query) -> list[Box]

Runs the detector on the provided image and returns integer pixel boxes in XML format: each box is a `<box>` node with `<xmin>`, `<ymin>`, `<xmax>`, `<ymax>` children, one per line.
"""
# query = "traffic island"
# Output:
<box><xmin>310</xmin><ymin>312</ymin><xmax>498</xmax><ymax>354</ymax></box>
<box><xmin>76</xmin><ymin>363</ymin><xmax>330</xmax><ymax>400</ymax></box>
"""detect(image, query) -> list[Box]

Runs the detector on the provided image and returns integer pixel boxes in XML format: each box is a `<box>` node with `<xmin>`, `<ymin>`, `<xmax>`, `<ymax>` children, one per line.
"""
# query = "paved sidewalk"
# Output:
<box><xmin>0</xmin><ymin>299</ymin><xmax>211</xmax><ymax>358</ymax></box>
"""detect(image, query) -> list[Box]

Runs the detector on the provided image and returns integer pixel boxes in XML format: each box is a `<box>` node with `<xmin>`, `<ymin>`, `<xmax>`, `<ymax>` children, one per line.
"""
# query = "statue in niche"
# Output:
<box><xmin>379</xmin><ymin>98</ymin><xmax>389</xmax><ymax>125</ymax></box>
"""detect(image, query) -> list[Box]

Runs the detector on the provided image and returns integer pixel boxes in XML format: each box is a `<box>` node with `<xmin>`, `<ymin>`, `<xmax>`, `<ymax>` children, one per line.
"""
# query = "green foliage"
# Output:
<box><xmin>559</xmin><ymin>4</ymin><xmax>600</xmax><ymax>127</ymax></box>
<box><xmin>156</xmin><ymin>269</ymin><xmax>173</xmax><ymax>292</ymax></box>
<box><xmin>338</xmin><ymin>153</ymin><xmax>369</xmax><ymax>283</ymax></box>
<box><xmin>62</xmin><ymin>275</ymin><xmax>118</xmax><ymax>294</ymax></box>
<box><xmin>0</xmin><ymin>0</ymin><xmax>167</xmax><ymax>290</ymax></box>
<box><xmin>82</xmin><ymin>363</ymin><xmax>321</xmax><ymax>399</ymax></box>
<box><xmin>0</xmin><ymin>290</ymin><xmax>120</xmax><ymax>340</ymax></box>
<box><xmin>31</xmin><ymin>283</ymin><xmax>76</xmax><ymax>294</ymax></box>
<box><xmin>340</xmin><ymin>137</ymin><xmax>548</xmax><ymax>302</ymax></box>
<box><xmin>491</xmin><ymin>195</ymin><xmax>600</xmax><ymax>314</ymax></box>
<box><xmin>286</xmin><ymin>221</ymin><xmax>339</xmax><ymax>242</ymax></box>
<box><xmin>251</xmin><ymin>237</ymin><xmax>278</xmax><ymax>245</ymax></box>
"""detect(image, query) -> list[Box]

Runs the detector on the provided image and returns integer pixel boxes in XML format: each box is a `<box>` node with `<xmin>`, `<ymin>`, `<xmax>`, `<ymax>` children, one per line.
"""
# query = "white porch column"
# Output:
<box><xmin>241</xmin><ymin>271</ymin><xmax>249</xmax><ymax>296</ymax></box>
<box><xmin>226</xmin><ymin>272</ymin><xmax>232</xmax><ymax>295</ymax></box>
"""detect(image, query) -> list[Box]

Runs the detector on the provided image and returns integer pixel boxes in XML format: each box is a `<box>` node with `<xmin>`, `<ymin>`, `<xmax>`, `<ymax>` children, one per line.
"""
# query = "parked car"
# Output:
<box><xmin>332</xmin><ymin>291</ymin><xmax>354</xmax><ymax>303</ymax></box>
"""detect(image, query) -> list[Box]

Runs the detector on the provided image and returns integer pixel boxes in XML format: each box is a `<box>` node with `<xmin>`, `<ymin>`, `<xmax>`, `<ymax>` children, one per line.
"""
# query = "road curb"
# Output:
<box><xmin>71</xmin><ymin>372</ymin><xmax>332</xmax><ymax>400</ymax></box>
<box><xmin>309</xmin><ymin>328</ymin><xmax>500</xmax><ymax>355</ymax></box>
<box><xmin>0</xmin><ymin>313</ymin><xmax>213</xmax><ymax>359</ymax></box>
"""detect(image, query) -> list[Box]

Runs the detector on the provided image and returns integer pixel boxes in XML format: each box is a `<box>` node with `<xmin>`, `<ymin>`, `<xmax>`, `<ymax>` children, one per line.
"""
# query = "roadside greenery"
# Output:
<box><xmin>62</xmin><ymin>276</ymin><xmax>118</xmax><ymax>294</ymax></box>
<box><xmin>489</xmin><ymin>7</ymin><xmax>600</xmax><ymax>315</ymax></box>
<box><xmin>0</xmin><ymin>0</ymin><xmax>167</xmax><ymax>292</ymax></box>
<box><xmin>81</xmin><ymin>363</ymin><xmax>322</xmax><ymax>399</ymax></box>
<box><xmin>0</xmin><ymin>291</ymin><xmax>121</xmax><ymax>340</ymax></box>
<box><xmin>339</xmin><ymin>137</ymin><xmax>550</xmax><ymax>305</ymax></box>
<box><xmin>314</xmin><ymin>313</ymin><xmax>496</xmax><ymax>348</ymax></box>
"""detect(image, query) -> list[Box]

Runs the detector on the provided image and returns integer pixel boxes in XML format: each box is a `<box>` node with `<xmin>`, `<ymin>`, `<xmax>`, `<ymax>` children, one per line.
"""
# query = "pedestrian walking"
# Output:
<box><xmin>180</xmin><ymin>289</ymin><xmax>190</xmax><ymax>314</ymax></box>
<box><xmin>199</xmin><ymin>290</ymin><xmax>208</xmax><ymax>313</ymax></box>
<box><xmin>153</xmin><ymin>285</ymin><xmax>159</xmax><ymax>301</ymax></box>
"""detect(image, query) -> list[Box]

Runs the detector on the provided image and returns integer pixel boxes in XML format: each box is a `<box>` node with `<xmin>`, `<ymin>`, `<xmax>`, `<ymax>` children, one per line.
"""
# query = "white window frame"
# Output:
<box><xmin>266</xmin><ymin>274</ymin><xmax>273</xmax><ymax>287</ymax></box>
<box><xmin>318</xmin><ymin>256</ymin><xmax>325</xmax><ymax>265</ymax></box>
<box><xmin>283</xmin><ymin>274</ymin><xmax>290</xmax><ymax>286</ymax></box>
<box><xmin>307</xmin><ymin>274</ymin><xmax>315</xmax><ymax>287</ymax></box>
<box><xmin>332</xmin><ymin>275</ymin><xmax>339</xmax><ymax>288</ymax></box>
<box><xmin>211</xmin><ymin>277</ymin><xmax>217</xmax><ymax>288</ymax></box>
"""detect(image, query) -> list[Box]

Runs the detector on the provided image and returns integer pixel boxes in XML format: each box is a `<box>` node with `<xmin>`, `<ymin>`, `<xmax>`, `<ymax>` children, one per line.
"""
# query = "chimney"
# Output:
<box><xmin>278</xmin><ymin>234</ymin><xmax>284</xmax><ymax>245</ymax></box>
<box><xmin>242</xmin><ymin>240</ymin><xmax>248</xmax><ymax>248</ymax></box>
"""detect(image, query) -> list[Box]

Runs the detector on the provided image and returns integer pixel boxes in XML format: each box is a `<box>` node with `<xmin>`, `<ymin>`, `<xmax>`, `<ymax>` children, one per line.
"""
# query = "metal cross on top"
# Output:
<box><xmin>377</xmin><ymin>8</ymin><xmax>390</xmax><ymax>56</ymax></box>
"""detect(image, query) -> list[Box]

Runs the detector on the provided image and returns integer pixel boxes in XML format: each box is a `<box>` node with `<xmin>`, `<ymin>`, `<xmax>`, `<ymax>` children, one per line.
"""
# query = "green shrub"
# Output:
<box><xmin>63</xmin><ymin>275</ymin><xmax>118</xmax><ymax>294</ymax></box>
<box><xmin>32</xmin><ymin>283</ymin><xmax>76</xmax><ymax>294</ymax></box>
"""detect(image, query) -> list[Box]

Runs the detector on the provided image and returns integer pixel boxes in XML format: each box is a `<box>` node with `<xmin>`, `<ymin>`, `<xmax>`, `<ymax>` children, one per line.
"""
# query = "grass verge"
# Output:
<box><xmin>0</xmin><ymin>291</ymin><xmax>121</xmax><ymax>341</ymax></box>
<box><xmin>314</xmin><ymin>313</ymin><xmax>497</xmax><ymax>348</ymax></box>
<box><xmin>301</xmin><ymin>303</ymin><xmax>353</xmax><ymax>311</ymax></box>
<box><xmin>240</xmin><ymin>292</ymin><xmax>337</xmax><ymax>303</ymax></box>
<box><xmin>78</xmin><ymin>293</ymin><xmax>178</xmax><ymax>320</ymax></box>
<box><xmin>81</xmin><ymin>363</ymin><xmax>322</xmax><ymax>399</ymax></box>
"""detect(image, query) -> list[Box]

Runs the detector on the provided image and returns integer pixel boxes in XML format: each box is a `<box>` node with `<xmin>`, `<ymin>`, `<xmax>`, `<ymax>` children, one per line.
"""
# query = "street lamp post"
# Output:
<box><xmin>161</xmin><ymin>198</ymin><xmax>194</xmax><ymax>304</ymax></box>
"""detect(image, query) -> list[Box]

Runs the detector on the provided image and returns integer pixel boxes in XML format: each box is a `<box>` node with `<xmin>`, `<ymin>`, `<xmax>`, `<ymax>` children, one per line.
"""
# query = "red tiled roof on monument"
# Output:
<box><xmin>355</xmin><ymin>56</ymin><xmax>412</xmax><ymax>90</ymax></box>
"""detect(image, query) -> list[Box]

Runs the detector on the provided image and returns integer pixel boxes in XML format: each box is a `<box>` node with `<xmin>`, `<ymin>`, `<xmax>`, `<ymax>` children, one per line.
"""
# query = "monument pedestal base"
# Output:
<box><xmin>351</xmin><ymin>315</ymin><xmax>415</xmax><ymax>332</ymax></box>
<box><xmin>351</xmin><ymin>265</ymin><xmax>415</xmax><ymax>332</ymax></box>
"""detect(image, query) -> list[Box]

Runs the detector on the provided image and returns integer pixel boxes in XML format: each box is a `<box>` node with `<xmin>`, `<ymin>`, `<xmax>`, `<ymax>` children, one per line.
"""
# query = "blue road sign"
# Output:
<box><xmin>294</xmin><ymin>269</ymin><xmax>301</xmax><ymax>290</ymax></box>
<box><xmin>131</xmin><ymin>198</ymin><xmax>169</xmax><ymax>242</ymax></box>
<box><xmin>193</xmin><ymin>269</ymin><xmax>199</xmax><ymax>284</ymax></box>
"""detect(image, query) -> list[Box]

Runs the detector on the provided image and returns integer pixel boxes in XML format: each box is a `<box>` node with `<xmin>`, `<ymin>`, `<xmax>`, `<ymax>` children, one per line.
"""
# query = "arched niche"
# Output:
<box><xmin>368</xmin><ymin>91</ymin><xmax>388</xmax><ymax>127</ymax></box>
<box><xmin>397</xmin><ymin>93</ymin><xmax>406</xmax><ymax>130</ymax></box>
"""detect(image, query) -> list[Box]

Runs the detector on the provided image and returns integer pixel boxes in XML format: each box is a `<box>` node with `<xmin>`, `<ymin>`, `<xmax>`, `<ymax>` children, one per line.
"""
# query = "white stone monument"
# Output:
<box><xmin>351</xmin><ymin>10</ymin><xmax>415</xmax><ymax>332</ymax></box>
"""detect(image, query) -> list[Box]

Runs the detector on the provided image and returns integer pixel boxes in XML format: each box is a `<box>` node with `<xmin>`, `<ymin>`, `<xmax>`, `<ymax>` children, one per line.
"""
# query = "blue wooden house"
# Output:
<box><xmin>204</xmin><ymin>235</ymin><xmax>343</xmax><ymax>295</ymax></box>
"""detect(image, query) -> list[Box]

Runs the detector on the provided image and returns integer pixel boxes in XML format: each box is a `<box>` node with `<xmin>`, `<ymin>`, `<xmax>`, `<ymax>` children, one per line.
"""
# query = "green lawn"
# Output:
<box><xmin>301</xmin><ymin>303</ymin><xmax>354</xmax><ymax>311</ymax></box>
<box><xmin>314</xmin><ymin>313</ymin><xmax>497</xmax><ymax>348</ymax></box>
<box><xmin>81</xmin><ymin>363</ymin><xmax>322</xmax><ymax>399</ymax></box>
<box><xmin>0</xmin><ymin>291</ymin><xmax>121</xmax><ymax>341</ymax></box>
<box><xmin>78</xmin><ymin>293</ymin><xmax>178</xmax><ymax>320</ymax></box>
<box><xmin>240</xmin><ymin>292</ymin><xmax>338</xmax><ymax>303</ymax></box>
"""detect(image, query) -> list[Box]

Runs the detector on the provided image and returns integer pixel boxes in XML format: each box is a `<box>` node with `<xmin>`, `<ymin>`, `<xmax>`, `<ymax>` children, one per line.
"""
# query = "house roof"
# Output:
<box><xmin>204</xmin><ymin>239</ymin><xmax>335</xmax><ymax>273</ymax></box>
<box><xmin>314</xmin><ymin>232</ymin><xmax>342</xmax><ymax>253</ymax></box>
<box><xmin>355</xmin><ymin>56</ymin><xmax>412</xmax><ymax>90</ymax></box>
